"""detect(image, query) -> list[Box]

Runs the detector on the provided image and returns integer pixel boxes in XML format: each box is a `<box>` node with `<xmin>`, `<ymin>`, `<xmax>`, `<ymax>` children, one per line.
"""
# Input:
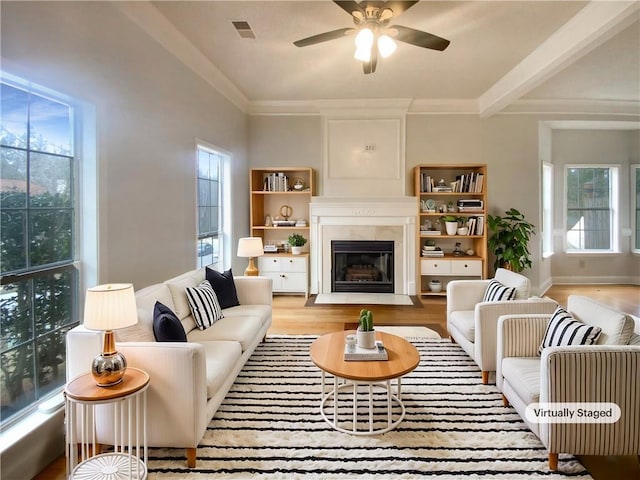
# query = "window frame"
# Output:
<box><xmin>195</xmin><ymin>142</ymin><xmax>230</xmax><ymax>270</ymax></box>
<box><xmin>541</xmin><ymin>161</ymin><xmax>554</xmax><ymax>258</ymax></box>
<box><xmin>0</xmin><ymin>76</ymin><xmax>81</xmax><ymax>430</ymax></box>
<box><xmin>632</xmin><ymin>164</ymin><xmax>640</xmax><ymax>254</ymax></box>
<box><xmin>563</xmin><ymin>164</ymin><xmax>620</xmax><ymax>254</ymax></box>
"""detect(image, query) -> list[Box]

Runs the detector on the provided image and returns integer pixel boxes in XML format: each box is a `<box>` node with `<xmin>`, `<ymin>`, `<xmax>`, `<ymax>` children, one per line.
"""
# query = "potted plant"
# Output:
<box><xmin>487</xmin><ymin>208</ymin><xmax>536</xmax><ymax>273</ymax></box>
<box><xmin>357</xmin><ymin>309</ymin><xmax>376</xmax><ymax>349</ymax></box>
<box><xmin>287</xmin><ymin>233</ymin><xmax>307</xmax><ymax>255</ymax></box>
<box><xmin>441</xmin><ymin>215</ymin><xmax>461</xmax><ymax>236</ymax></box>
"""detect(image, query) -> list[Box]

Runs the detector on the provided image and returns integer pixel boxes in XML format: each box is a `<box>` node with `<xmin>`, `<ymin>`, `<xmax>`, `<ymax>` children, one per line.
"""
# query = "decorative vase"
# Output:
<box><xmin>356</xmin><ymin>329</ymin><xmax>376</xmax><ymax>349</ymax></box>
<box><xmin>445</xmin><ymin>221</ymin><xmax>458</xmax><ymax>236</ymax></box>
<box><xmin>291</xmin><ymin>246</ymin><xmax>303</xmax><ymax>255</ymax></box>
<box><xmin>429</xmin><ymin>280</ymin><xmax>442</xmax><ymax>293</ymax></box>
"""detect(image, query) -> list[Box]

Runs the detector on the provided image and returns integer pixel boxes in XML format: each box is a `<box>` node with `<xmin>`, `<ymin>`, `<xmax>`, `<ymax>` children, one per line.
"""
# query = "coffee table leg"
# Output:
<box><xmin>369</xmin><ymin>383</ymin><xmax>374</xmax><ymax>432</ymax></box>
<box><xmin>352</xmin><ymin>382</ymin><xmax>357</xmax><ymax>432</ymax></box>
<box><xmin>387</xmin><ymin>380</ymin><xmax>392</xmax><ymax>426</ymax></box>
<box><xmin>333</xmin><ymin>376</ymin><xmax>338</xmax><ymax>427</ymax></box>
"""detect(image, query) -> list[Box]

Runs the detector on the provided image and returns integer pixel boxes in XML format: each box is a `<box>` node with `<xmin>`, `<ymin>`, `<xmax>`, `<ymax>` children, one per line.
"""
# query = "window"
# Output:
<box><xmin>1</xmin><ymin>80</ymin><xmax>79</xmax><ymax>428</ymax></box>
<box><xmin>565</xmin><ymin>165</ymin><xmax>619</xmax><ymax>252</ymax></box>
<box><xmin>196</xmin><ymin>145</ymin><xmax>227</xmax><ymax>270</ymax></box>
<box><xmin>542</xmin><ymin>162</ymin><xmax>553</xmax><ymax>257</ymax></box>
<box><xmin>633</xmin><ymin>165</ymin><xmax>640</xmax><ymax>253</ymax></box>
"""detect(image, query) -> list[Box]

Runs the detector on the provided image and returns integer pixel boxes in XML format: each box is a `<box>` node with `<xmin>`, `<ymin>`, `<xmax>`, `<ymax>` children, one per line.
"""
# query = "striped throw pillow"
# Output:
<box><xmin>185</xmin><ymin>280</ymin><xmax>224</xmax><ymax>330</ymax></box>
<box><xmin>538</xmin><ymin>306</ymin><xmax>602</xmax><ymax>355</ymax></box>
<box><xmin>482</xmin><ymin>279</ymin><xmax>517</xmax><ymax>302</ymax></box>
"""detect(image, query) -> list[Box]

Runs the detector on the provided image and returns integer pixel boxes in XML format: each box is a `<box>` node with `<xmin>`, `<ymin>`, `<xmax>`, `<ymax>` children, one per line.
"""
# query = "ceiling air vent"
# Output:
<box><xmin>232</xmin><ymin>21</ymin><xmax>256</xmax><ymax>40</ymax></box>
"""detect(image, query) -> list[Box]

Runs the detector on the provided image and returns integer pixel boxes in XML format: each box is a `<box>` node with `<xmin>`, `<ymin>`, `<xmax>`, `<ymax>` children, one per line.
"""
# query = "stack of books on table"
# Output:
<box><xmin>344</xmin><ymin>340</ymin><xmax>388</xmax><ymax>361</ymax></box>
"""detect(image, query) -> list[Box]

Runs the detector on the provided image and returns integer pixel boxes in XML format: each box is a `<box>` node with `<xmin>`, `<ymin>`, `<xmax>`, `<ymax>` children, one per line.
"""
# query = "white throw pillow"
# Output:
<box><xmin>539</xmin><ymin>306</ymin><xmax>602</xmax><ymax>355</ymax></box>
<box><xmin>482</xmin><ymin>279</ymin><xmax>516</xmax><ymax>302</ymax></box>
<box><xmin>185</xmin><ymin>280</ymin><xmax>224</xmax><ymax>330</ymax></box>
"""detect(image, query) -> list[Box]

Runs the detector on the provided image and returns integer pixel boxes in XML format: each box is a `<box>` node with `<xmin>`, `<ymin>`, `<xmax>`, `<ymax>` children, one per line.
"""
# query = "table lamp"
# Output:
<box><xmin>237</xmin><ymin>237</ymin><xmax>263</xmax><ymax>276</ymax></box>
<box><xmin>83</xmin><ymin>283</ymin><xmax>138</xmax><ymax>387</ymax></box>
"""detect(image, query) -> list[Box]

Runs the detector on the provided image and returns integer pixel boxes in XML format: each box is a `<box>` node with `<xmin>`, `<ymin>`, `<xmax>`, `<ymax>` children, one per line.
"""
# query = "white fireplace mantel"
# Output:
<box><xmin>309</xmin><ymin>196</ymin><xmax>417</xmax><ymax>295</ymax></box>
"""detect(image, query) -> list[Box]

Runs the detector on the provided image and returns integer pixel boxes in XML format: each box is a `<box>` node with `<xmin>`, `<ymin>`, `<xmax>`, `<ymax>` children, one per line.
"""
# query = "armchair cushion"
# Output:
<box><xmin>566</xmin><ymin>295</ymin><xmax>635</xmax><ymax>345</ymax></box>
<box><xmin>538</xmin><ymin>306</ymin><xmax>601</xmax><ymax>354</ymax></box>
<box><xmin>494</xmin><ymin>268</ymin><xmax>530</xmax><ymax>299</ymax></box>
<box><xmin>501</xmin><ymin>357</ymin><xmax>540</xmax><ymax>405</ymax></box>
<box><xmin>186</xmin><ymin>281</ymin><xmax>224</xmax><ymax>330</ymax></box>
<box><xmin>206</xmin><ymin>267</ymin><xmax>240</xmax><ymax>309</ymax></box>
<box><xmin>153</xmin><ymin>302</ymin><xmax>187</xmax><ymax>342</ymax></box>
<box><xmin>482</xmin><ymin>279</ymin><xmax>516</xmax><ymax>302</ymax></box>
<box><xmin>448</xmin><ymin>310</ymin><xmax>475</xmax><ymax>342</ymax></box>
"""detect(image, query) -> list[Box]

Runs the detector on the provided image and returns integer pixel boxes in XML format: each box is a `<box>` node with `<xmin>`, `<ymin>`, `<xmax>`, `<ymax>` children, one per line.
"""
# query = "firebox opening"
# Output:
<box><xmin>331</xmin><ymin>240</ymin><xmax>394</xmax><ymax>293</ymax></box>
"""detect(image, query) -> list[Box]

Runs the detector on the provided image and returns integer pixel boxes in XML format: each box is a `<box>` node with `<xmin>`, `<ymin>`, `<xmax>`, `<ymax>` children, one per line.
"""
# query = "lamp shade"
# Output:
<box><xmin>237</xmin><ymin>237</ymin><xmax>264</xmax><ymax>258</ymax></box>
<box><xmin>83</xmin><ymin>283</ymin><xmax>138</xmax><ymax>331</ymax></box>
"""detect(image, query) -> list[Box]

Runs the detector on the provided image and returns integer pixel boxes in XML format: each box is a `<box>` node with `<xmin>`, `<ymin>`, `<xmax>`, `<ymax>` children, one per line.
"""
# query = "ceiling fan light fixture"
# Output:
<box><xmin>354</xmin><ymin>27</ymin><xmax>374</xmax><ymax>49</ymax></box>
<box><xmin>378</xmin><ymin>34</ymin><xmax>396</xmax><ymax>58</ymax></box>
<box><xmin>354</xmin><ymin>45</ymin><xmax>371</xmax><ymax>62</ymax></box>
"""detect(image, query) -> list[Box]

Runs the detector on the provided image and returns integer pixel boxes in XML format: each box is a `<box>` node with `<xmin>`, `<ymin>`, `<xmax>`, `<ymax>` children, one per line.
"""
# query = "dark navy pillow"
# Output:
<box><xmin>205</xmin><ymin>267</ymin><xmax>240</xmax><ymax>309</ymax></box>
<box><xmin>153</xmin><ymin>301</ymin><xmax>187</xmax><ymax>342</ymax></box>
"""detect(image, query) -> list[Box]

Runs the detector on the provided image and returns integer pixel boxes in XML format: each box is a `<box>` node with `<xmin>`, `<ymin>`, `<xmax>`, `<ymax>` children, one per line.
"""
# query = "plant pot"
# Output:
<box><xmin>428</xmin><ymin>280</ymin><xmax>442</xmax><ymax>293</ymax></box>
<box><xmin>356</xmin><ymin>329</ymin><xmax>376</xmax><ymax>349</ymax></box>
<box><xmin>445</xmin><ymin>221</ymin><xmax>458</xmax><ymax>236</ymax></box>
<box><xmin>457</xmin><ymin>227</ymin><xmax>469</xmax><ymax>236</ymax></box>
<box><xmin>291</xmin><ymin>246</ymin><xmax>303</xmax><ymax>255</ymax></box>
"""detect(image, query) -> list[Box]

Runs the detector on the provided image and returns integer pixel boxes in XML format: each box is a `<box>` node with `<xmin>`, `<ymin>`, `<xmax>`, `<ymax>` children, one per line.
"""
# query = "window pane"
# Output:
<box><xmin>29</xmin><ymin>94</ymin><xmax>72</xmax><ymax>156</ymax></box>
<box><xmin>1</xmin><ymin>210</ymin><xmax>27</xmax><ymax>272</ymax></box>
<box><xmin>198</xmin><ymin>150</ymin><xmax>210</xmax><ymax>179</ymax></box>
<box><xmin>210</xmin><ymin>180</ymin><xmax>219</xmax><ymax>208</ymax></box>
<box><xmin>36</xmin><ymin>326</ymin><xmax>72</xmax><ymax>398</ymax></box>
<box><xmin>0</xmin><ymin>279</ymin><xmax>32</xmax><ymax>350</ymax></box>
<box><xmin>34</xmin><ymin>268</ymin><xmax>75</xmax><ymax>335</ymax></box>
<box><xmin>30</xmin><ymin>152</ymin><xmax>72</xmax><ymax>208</ymax></box>
<box><xmin>198</xmin><ymin>178</ymin><xmax>210</xmax><ymax>207</ymax></box>
<box><xmin>1</xmin><ymin>343</ymin><xmax>36</xmax><ymax>418</ymax></box>
<box><xmin>209</xmin><ymin>154</ymin><xmax>219</xmax><ymax>181</ymax></box>
<box><xmin>0</xmin><ymin>84</ymin><xmax>29</xmax><ymax>149</ymax></box>
<box><xmin>29</xmin><ymin>210</ymin><xmax>73</xmax><ymax>266</ymax></box>
<box><xmin>1</xmin><ymin>147</ymin><xmax>28</xmax><ymax>208</ymax></box>
<box><xmin>198</xmin><ymin>206</ymin><xmax>211</xmax><ymax>235</ymax></box>
<box><xmin>210</xmin><ymin>208</ymin><xmax>218</xmax><ymax>233</ymax></box>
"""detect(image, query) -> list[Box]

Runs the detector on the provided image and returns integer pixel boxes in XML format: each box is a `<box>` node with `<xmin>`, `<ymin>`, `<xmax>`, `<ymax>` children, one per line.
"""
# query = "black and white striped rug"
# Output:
<box><xmin>147</xmin><ymin>336</ymin><xmax>592</xmax><ymax>479</ymax></box>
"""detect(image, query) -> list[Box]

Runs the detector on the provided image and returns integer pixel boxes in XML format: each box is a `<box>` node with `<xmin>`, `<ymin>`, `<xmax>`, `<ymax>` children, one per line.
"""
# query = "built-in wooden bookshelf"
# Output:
<box><xmin>414</xmin><ymin>164</ymin><xmax>488</xmax><ymax>297</ymax></box>
<box><xmin>249</xmin><ymin>167</ymin><xmax>314</xmax><ymax>295</ymax></box>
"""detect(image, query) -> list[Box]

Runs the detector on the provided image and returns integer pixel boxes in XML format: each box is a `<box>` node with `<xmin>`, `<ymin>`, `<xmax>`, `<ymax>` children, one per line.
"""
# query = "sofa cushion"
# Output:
<box><xmin>186</xmin><ymin>281</ymin><xmax>224</xmax><ymax>330</ymax></box>
<box><xmin>165</xmin><ymin>269</ymin><xmax>206</xmax><ymax>320</ymax></box>
<box><xmin>539</xmin><ymin>306</ymin><xmax>601</xmax><ymax>354</ymax></box>
<box><xmin>501</xmin><ymin>357</ymin><xmax>540</xmax><ymax>405</ymax></box>
<box><xmin>448</xmin><ymin>310</ymin><xmax>475</xmax><ymax>343</ymax></box>
<box><xmin>200</xmin><ymin>341</ymin><xmax>243</xmax><ymax>399</ymax></box>
<box><xmin>153</xmin><ymin>302</ymin><xmax>187</xmax><ymax>342</ymax></box>
<box><xmin>567</xmin><ymin>295</ymin><xmax>635</xmax><ymax>346</ymax></box>
<box><xmin>206</xmin><ymin>267</ymin><xmax>240</xmax><ymax>309</ymax></box>
<box><xmin>482</xmin><ymin>279</ymin><xmax>516</xmax><ymax>302</ymax></box>
<box><xmin>116</xmin><ymin>307</ymin><xmax>155</xmax><ymax>342</ymax></box>
<box><xmin>187</xmin><ymin>315</ymin><xmax>264</xmax><ymax>351</ymax></box>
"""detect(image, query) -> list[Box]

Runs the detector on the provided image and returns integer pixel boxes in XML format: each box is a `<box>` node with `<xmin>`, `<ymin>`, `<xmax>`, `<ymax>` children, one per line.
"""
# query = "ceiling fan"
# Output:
<box><xmin>293</xmin><ymin>1</ymin><xmax>450</xmax><ymax>74</ymax></box>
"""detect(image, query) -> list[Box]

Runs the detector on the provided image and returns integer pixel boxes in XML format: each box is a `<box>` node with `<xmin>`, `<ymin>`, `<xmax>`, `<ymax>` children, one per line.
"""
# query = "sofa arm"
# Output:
<box><xmin>234</xmin><ymin>276</ymin><xmax>273</xmax><ymax>306</ymax></box>
<box><xmin>446</xmin><ymin>280</ymin><xmax>490</xmax><ymax>317</ymax></box>
<box><xmin>496</xmin><ymin>314</ymin><xmax>549</xmax><ymax>390</ymax></box>
<box><xmin>474</xmin><ymin>299</ymin><xmax>558</xmax><ymax>372</ymax></box>
<box><xmin>539</xmin><ymin>345</ymin><xmax>640</xmax><ymax>456</ymax></box>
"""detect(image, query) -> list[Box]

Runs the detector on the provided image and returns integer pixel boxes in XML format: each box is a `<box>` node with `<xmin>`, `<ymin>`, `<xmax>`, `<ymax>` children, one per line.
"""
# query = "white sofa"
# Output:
<box><xmin>447</xmin><ymin>268</ymin><xmax>558</xmax><ymax>384</ymax></box>
<box><xmin>66</xmin><ymin>269</ymin><xmax>273</xmax><ymax>467</ymax></box>
<box><xmin>497</xmin><ymin>295</ymin><xmax>640</xmax><ymax>470</ymax></box>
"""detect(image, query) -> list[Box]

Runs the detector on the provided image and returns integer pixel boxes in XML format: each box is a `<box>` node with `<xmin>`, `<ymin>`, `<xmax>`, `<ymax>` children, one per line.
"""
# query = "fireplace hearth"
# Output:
<box><xmin>331</xmin><ymin>240</ymin><xmax>394</xmax><ymax>293</ymax></box>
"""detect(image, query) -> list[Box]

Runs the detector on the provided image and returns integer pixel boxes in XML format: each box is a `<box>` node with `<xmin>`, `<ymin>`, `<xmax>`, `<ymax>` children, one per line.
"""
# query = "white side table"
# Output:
<box><xmin>64</xmin><ymin>367</ymin><xmax>149</xmax><ymax>480</ymax></box>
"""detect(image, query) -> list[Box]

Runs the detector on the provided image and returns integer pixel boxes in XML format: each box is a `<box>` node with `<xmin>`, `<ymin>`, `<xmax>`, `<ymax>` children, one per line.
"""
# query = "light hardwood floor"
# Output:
<box><xmin>34</xmin><ymin>284</ymin><xmax>640</xmax><ymax>480</ymax></box>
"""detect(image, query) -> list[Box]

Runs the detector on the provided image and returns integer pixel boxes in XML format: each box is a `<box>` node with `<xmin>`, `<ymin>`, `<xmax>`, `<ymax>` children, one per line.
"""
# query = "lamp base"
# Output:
<box><xmin>92</xmin><ymin>330</ymin><xmax>127</xmax><ymax>387</ymax></box>
<box><xmin>244</xmin><ymin>256</ymin><xmax>259</xmax><ymax>276</ymax></box>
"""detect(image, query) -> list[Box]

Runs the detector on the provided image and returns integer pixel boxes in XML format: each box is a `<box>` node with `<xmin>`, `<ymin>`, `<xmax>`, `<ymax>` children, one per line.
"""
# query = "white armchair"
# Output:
<box><xmin>496</xmin><ymin>295</ymin><xmax>640</xmax><ymax>470</ymax></box>
<box><xmin>447</xmin><ymin>268</ymin><xmax>558</xmax><ymax>384</ymax></box>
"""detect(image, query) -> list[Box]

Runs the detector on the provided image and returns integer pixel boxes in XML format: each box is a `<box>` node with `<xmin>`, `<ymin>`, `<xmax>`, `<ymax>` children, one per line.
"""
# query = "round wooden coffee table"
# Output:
<box><xmin>309</xmin><ymin>330</ymin><xmax>420</xmax><ymax>435</ymax></box>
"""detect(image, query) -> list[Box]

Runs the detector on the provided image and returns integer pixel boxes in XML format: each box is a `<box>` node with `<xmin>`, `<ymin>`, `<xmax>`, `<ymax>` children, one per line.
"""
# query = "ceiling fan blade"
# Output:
<box><xmin>333</xmin><ymin>1</ymin><xmax>364</xmax><ymax>16</ymax></box>
<box><xmin>293</xmin><ymin>28</ymin><xmax>354</xmax><ymax>47</ymax></box>
<box><xmin>382</xmin><ymin>1</ymin><xmax>419</xmax><ymax>16</ymax></box>
<box><xmin>391</xmin><ymin>24</ymin><xmax>450</xmax><ymax>51</ymax></box>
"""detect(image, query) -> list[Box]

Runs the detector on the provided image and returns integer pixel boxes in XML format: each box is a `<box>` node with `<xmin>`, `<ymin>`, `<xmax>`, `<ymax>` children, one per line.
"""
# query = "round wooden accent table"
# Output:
<box><xmin>65</xmin><ymin>367</ymin><xmax>150</xmax><ymax>480</ymax></box>
<box><xmin>310</xmin><ymin>331</ymin><xmax>420</xmax><ymax>435</ymax></box>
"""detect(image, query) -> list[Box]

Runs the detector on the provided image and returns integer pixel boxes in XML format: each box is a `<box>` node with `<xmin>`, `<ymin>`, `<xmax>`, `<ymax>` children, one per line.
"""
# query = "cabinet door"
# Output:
<box><xmin>258</xmin><ymin>257</ymin><xmax>281</xmax><ymax>273</ymax></box>
<box><xmin>450</xmin><ymin>260</ymin><xmax>482</xmax><ymax>276</ymax></box>
<box><xmin>280</xmin><ymin>256</ymin><xmax>306</xmax><ymax>273</ymax></box>
<box><xmin>278</xmin><ymin>272</ymin><xmax>307</xmax><ymax>292</ymax></box>
<box><xmin>421</xmin><ymin>259</ymin><xmax>452</xmax><ymax>275</ymax></box>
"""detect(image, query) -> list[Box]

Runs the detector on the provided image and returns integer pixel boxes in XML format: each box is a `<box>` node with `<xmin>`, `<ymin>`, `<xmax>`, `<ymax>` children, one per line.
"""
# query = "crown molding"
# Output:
<box><xmin>504</xmin><ymin>99</ymin><xmax>640</xmax><ymax>117</ymax></box>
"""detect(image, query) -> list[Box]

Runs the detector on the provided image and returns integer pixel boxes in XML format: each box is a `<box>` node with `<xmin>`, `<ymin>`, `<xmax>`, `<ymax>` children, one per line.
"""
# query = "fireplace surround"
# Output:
<box><xmin>331</xmin><ymin>240</ymin><xmax>394</xmax><ymax>293</ymax></box>
<box><xmin>309</xmin><ymin>196</ymin><xmax>417</xmax><ymax>295</ymax></box>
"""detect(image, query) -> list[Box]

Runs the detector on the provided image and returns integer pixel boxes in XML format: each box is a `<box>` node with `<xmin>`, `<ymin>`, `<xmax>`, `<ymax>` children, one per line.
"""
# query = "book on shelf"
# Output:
<box><xmin>344</xmin><ymin>340</ymin><xmax>388</xmax><ymax>361</ymax></box>
<box><xmin>422</xmin><ymin>250</ymin><xmax>444</xmax><ymax>257</ymax></box>
<box><xmin>421</xmin><ymin>230</ymin><xmax>441</xmax><ymax>236</ymax></box>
